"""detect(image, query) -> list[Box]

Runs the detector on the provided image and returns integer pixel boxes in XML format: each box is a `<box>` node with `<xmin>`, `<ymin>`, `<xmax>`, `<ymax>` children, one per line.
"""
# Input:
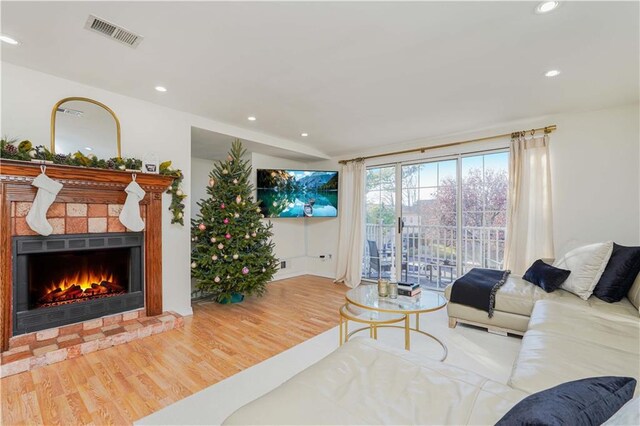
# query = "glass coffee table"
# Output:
<box><xmin>345</xmin><ymin>284</ymin><xmax>448</xmax><ymax>360</ymax></box>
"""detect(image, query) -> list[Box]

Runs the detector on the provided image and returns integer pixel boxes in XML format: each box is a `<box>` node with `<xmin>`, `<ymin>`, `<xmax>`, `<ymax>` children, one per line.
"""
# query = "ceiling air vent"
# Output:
<box><xmin>84</xmin><ymin>15</ymin><xmax>144</xmax><ymax>48</ymax></box>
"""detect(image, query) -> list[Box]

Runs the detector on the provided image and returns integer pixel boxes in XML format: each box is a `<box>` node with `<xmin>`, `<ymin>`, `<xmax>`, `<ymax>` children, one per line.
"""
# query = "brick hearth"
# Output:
<box><xmin>1</xmin><ymin>309</ymin><xmax>184</xmax><ymax>378</ymax></box>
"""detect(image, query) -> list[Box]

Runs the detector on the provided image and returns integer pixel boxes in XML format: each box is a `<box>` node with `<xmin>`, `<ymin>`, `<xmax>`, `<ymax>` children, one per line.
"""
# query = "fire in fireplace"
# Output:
<box><xmin>13</xmin><ymin>233</ymin><xmax>144</xmax><ymax>335</ymax></box>
<box><xmin>29</xmin><ymin>248</ymin><xmax>129</xmax><ymax>309</ymax></box>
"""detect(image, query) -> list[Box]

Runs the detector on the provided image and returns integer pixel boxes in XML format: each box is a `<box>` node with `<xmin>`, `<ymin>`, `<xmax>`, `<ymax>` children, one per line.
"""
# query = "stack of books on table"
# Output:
<box><xmin>397</xmin><ymin>282</ymin><xmax>421</xmax><ymax>297</ymax></box>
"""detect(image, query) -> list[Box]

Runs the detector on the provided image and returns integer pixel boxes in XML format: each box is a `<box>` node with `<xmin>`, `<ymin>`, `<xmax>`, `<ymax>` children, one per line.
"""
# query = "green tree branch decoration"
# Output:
<box><xmin>1</xmin><ymin>137</ymin><xmax>186</xmax><ymax>225</ymax></box>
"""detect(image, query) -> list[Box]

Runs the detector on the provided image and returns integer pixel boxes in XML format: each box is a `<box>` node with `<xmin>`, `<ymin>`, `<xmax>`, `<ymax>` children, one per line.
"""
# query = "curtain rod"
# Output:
<box><xmin>338</xmin><ymin>124</ymin><xmax>557</xmax><ymax>165</ymax></box>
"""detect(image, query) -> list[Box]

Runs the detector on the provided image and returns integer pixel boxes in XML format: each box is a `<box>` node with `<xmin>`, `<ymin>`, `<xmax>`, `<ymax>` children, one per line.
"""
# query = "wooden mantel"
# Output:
<box><xmin>0</xmin><ymin>159</ymin><xmax>174</xmax><ymax>188</ymax></box>
<box><xmin>0</xmin><ymin>159</ymin><xmax>175</xmax><ymax>351</ymax></box>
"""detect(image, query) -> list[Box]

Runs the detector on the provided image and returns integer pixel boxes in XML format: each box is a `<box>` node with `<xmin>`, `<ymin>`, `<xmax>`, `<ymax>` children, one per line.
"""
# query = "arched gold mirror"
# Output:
<box><xmin>51</xmin><ymin>97</ymin><xmax>121</xmax><ymax>158</ymax></box>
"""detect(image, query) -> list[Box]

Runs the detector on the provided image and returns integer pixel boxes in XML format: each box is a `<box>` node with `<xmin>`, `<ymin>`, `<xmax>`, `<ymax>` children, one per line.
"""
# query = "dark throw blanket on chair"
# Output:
<box><xmin>450</xmin><ymin>268</ymin><xmax>511</xmax><ymax>318</ymax></box>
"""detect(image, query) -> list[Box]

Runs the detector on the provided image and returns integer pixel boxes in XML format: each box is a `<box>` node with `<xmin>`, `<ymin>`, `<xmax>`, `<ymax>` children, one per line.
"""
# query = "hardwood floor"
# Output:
<box><xmin>0</xmin><ymin>275</ymin><xmax>347</xmax><ymax>425</ymax></box>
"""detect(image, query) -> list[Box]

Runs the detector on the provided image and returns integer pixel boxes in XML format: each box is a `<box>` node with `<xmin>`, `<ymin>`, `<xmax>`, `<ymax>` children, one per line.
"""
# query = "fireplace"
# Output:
<box><xmin>12</xmin><ymin>232</ymin><xmax>144</xmax><ymax>335</ymax></box>
<box><xmin>29</xmin><ymin>248</ymin><xmax>129</xmax><ymax>308</ymax></box>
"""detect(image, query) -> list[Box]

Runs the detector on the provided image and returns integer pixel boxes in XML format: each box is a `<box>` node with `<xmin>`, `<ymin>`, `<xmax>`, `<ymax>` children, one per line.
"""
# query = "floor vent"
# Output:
<box><xmin>84</xmin><ymin>14</ymin><xmax>144</xmax><ymax>48</ymax></box>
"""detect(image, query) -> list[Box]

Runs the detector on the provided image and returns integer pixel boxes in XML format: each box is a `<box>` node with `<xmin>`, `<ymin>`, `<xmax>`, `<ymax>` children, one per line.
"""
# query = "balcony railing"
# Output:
<box><xmin>363</xmin><ymin>222</ymin><xmax>506</xmax><ymax>289</ymax></box>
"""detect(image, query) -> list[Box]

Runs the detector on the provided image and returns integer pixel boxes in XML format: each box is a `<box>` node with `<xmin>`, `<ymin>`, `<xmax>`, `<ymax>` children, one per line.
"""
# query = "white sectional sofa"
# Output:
<box><xmin>224</xmin><ymin>274</ymin><xmax>640</xmax><ymax>425</ymax></box>
<box><xmin>224</xmin><ymin>337</ymin><xmax>529</xmax><ymax>425</ymax></box>
<box><xmin>509</xmin><ymin>298</ymin><xmax>640</xmax><ymax>397</ymax></box>
<box><xmin>445</xmin><ymin>272</ymin><xmax>640</xmax><ymax>335</ymax></box>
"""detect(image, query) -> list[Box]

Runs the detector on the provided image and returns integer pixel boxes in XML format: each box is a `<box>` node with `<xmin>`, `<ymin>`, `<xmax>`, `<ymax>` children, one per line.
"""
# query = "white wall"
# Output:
<box><xmin>250</xmin><ymin>152</ymin><xmax>310</xmax><ymax>280</ymax></box>
<box><xmin>190</xmin><ymin>157</ymin><xmax>216</xmax><ymax>219</ymax></box>
<box><xmin>550</xmin><ymin>104</ymin><xmax>640</xmax><ymax>253</ymax></box>
<box><xmin>305</xmin><ymin>103</ymin><xmax>640</xmax><ymax>279</ymax></box>
<box><xmin>194</xmin><ymin>104</ymin><xmax>640</xmax><ymax>283</ymax></box>
<box><xmin>5</xmin><ymin>63</ymin><xmax>636</xmax><ymax>292</ymax></box>
<box><xmin>1</xmin><ymin>62</ymin><xmax>193</xmax><ymax>316</ymax></box>
<box><xmin>1</xmin><ymin>62</ymin><xmax>331</xmax><ymax>313</ymax></box>
<box><xmin>190</xmin><ymin>150</ymin><xmax>341</xmax><ymax>281</ymax></box>
<box><xmin>304</xmin><ymin>159</ymin><xmax>341</xmax><ymax>279</ymax></box>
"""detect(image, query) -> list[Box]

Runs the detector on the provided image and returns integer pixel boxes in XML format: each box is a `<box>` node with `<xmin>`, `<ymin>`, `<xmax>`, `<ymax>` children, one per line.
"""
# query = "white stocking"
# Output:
<box><xmin>119</xmin><ymin>177</ymin><xmax>146</xmax><ymax>232</ymax></box>
<box><xmin>26</xmin><ymin>172</ymin><xmax>63</xmax><ymax>236</ymax></box>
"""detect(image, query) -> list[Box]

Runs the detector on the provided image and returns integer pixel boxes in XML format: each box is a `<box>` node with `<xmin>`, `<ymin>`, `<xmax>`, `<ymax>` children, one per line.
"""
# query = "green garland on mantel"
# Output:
<box><xmin>0</xmin><ymin>138</ymin><xmax>186</xmax><ymax>225</ymax></box>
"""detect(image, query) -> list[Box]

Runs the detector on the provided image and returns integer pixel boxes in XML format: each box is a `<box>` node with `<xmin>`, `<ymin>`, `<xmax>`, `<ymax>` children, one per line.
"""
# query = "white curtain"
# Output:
<box><xmin>335</xmin><ymin>160</ymin><xmax>366</xmax><ymax>288</ymax></box>
<box><xmin>504</xmin><ymin>134</ymin><xmax>554</xmax><ymax>275</ymax></box>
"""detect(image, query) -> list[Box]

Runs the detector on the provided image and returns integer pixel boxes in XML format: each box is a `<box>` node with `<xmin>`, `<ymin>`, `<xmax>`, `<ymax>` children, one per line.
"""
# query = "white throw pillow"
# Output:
<box><xmin>603</xmin><ymin>397</ymin><xmax>639</xmax><ymax>425</ymax></box>
<box><xmin>554</xmin><ymin>241</ymin><xmax>614</xmax><ymax>300</ymax></box>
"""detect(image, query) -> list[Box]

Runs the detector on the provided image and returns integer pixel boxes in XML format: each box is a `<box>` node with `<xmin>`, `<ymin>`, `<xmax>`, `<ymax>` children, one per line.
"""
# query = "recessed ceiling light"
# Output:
<box><xmin>0</xmin><ymin>34</ymin><xmax>19</xmax><ymax>45</ymax></box>
<box><xmin>545</xmin><ymin>69</ymin><xmax>561</xmax><ymax>77</ymax></box>
<box><xmin>85</xmin><ymin>147</ymin><xmax>93</xmax><ymax>151</ymax></box>
<box><xmin>155</xmin><ymin>86</ymin><xmax>167</xmax><ymax>92</ymax></box>
<box><xmin>535</xmin><ymin>1</ymin><xmax>559</xmax><ymax>14</ymax></box>
<box><xmin>247</xmin><ymin>116</ymin><xmax>257</xmax><ymax>121</ymax></box>
<box><xmin>301</xmin><ymin>133</ymin><xmax>309</xmax><ymax>137</ymax></box>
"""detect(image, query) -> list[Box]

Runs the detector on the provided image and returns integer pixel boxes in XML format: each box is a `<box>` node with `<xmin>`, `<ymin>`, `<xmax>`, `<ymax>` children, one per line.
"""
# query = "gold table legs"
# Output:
<box><xmin>405</xmin><ymin>315</ymin><xmax>410</xmax><ymax>350</ymax></box>
<box><xmin>339</xmin><ymin>304</ymin><xmax>406</xmax><ymax>346</ymax></box>
<box><xmin>339</xmin><ymin>306</ymin><xmax>448</xmax><ymax>361</ymax></box>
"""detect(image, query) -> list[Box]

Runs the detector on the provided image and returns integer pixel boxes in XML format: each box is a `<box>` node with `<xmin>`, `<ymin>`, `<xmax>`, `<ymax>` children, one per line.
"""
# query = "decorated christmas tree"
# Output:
<box><xmin>191</xmin><ymin>140</ymin><xmax>278</xmax><ymax>303</ymax></box>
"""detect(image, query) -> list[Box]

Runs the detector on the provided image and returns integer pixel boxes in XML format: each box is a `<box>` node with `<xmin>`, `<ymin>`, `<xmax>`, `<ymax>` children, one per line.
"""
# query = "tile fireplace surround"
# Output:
<box><xmin>0</xmin><ymin>160</ymin><xmax>182</xmax><ymax>377</ymax></box>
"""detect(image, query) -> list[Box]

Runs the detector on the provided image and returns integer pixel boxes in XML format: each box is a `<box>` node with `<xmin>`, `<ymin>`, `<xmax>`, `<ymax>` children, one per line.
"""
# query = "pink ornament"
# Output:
<box><xmin>198</xmin><ymin>223</ymin><xmax>206</xmax><ymax>231</ymax></box>
<box><xmin>225</xmin><ymin>233</ymin><xmax>231</xmax><ymax>239</ymax></box>
<box><xmin>223</xmin><ymin>218</ymin><xmax>229</xmax><ymax>224</ymax></box>
<box><xmin>242</xmin><ymin>267</ymin><xmax>249</xmax><ymax>275</ymax></box>
<box><xmin>220</xmin><ymin>203</ymin><xmax>226</xmax><ymax>209</ymax></box>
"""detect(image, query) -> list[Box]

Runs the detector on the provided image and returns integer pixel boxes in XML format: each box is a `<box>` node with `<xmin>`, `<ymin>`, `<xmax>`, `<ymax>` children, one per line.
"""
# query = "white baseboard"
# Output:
<box><xmin>308</xmin><ymin>271</ymin><xmax>336</xmax><ymax>280</ymax></box>
<box><xmin>271</xmin><ymin>270</ymin><xmax>308</xmax><ymax>281</ymax></box>
<box><xmin>270</xmin><ymin>271</ymin><xmax>336</xmax><ymax>282</ymax></box>
<box><xmin>174</xmin><ymin>306</ymin><xmax>194</xmax><ymax>317</ymax></box>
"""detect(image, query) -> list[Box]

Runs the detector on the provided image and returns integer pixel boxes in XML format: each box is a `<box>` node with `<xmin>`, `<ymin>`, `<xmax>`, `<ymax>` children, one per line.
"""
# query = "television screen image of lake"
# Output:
<box><xmin>257</xmin><ymin>169</ymin><xmax>338</xmax><ymax>218</ymax></box>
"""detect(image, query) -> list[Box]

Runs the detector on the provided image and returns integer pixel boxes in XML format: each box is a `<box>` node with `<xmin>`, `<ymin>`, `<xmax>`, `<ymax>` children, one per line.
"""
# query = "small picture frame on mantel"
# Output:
<box><xmin>143</xmin><ymin>152</ymin><xmax>159</xmax><ymax>174</ymax></box>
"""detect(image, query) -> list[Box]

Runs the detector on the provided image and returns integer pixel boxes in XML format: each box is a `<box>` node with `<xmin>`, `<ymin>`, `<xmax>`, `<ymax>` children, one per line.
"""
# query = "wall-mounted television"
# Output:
<box><xmin>257</xmin><ymin>169</ymin><xmax>338</xmax><ymax>218</ymax></box>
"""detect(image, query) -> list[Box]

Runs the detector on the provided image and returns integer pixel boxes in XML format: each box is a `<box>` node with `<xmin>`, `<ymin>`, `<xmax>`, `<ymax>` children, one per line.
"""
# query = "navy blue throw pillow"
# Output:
<box><xmin>522</xmin><ymin>259</ymin><xmax>570</xmax><ymax>293</ymax></box>
<box><xmin>496</xmin><ymin>376</ymin><xmax>637</xmax><ymax>426</ymax></box>
<box><xmin>593</xmin><ymin>243</ymin><xmax>640</xmax><ymax>303</ymax></box>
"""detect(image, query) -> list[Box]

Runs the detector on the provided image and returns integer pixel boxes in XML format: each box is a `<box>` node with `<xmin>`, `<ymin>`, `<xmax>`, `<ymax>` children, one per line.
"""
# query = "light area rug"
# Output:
<box><xmin>136</xmin><ymin>308</ymin><xmax>521</xmax><ymax>425</ymax></box>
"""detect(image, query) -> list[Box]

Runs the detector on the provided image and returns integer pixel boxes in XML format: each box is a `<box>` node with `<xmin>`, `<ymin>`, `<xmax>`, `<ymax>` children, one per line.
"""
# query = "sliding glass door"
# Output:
<box><xmin>362</xmin><ymin>166</ymin><xmax>396</xmax><ymax>280</ymax></box>
<box><xmin>401</xmin><ymin>159</ymin><xmax>458</xmax><ymax>288</ymax></box>
<box><xmin>362</xmin><ymin>151</ymin><xmax>509</xmax><ymax>290</ymax></box>
<box><xmin>460</xmin><ymin>152</ymin><xmax>509</xmax><ymax>274</ymax></box>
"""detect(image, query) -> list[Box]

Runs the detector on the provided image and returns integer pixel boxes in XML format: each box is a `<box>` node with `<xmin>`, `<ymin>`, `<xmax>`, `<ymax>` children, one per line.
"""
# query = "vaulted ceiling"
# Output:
<box><xmin>2</xmin><ymin>1</ymin><xmax>638</xmax><ymax>157</ymax></box>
